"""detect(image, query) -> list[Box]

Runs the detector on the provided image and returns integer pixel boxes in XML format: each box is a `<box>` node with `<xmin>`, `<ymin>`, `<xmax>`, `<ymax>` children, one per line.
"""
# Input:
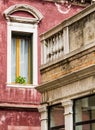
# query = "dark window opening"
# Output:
<box><xmin>48</xmin><ymin>104</ymin><xmax>65</xmax><ymax>130</ymax></box>
<box><xmin>73</xmin><ymin>95</ymin><xmax>95</xmax><ymax>130</ymax></box>
<box><xmin>11</xmin><ymin>31</ymin><xmax>33</xmax><ymax>84</ymax></box>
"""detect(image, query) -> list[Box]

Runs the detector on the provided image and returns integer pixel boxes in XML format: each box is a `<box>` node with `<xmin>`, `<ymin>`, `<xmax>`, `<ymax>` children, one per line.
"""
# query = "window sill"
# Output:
<box><xmin>6</xmin><ymin>83</ymin><xmax>38</xmax><ymax>89</ymax></box>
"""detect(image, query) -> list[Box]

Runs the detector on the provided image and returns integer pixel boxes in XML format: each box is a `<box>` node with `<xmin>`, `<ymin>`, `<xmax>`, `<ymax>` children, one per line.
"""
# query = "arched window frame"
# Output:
<box><xmin>4</xmin><ymin>4</ymin><xmax>43</xmax><ymax>88</ymax></box>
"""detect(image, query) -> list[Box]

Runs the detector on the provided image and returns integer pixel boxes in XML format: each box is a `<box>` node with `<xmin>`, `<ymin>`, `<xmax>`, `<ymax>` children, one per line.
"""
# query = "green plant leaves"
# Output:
<box><xmin>15</xmin><ymin>76</ymin><xmax>26</xmax><ymax>84</ymax></box>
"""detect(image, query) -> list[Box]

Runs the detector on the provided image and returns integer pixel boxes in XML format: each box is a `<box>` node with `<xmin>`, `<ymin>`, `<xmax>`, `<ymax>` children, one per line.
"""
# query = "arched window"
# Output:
<box><xmin>4</xmin><ymin>4</ymin><xmax>43</xmax><ymax>88</ymax></box>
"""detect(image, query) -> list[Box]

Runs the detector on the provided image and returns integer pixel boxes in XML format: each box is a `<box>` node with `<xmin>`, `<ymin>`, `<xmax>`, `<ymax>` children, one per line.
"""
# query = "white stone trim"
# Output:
<box><xmin>38</xmin><ymin>104</ymin><xmax>48</xmax><ymax>130</ymax></box>
<box><xmin>62</xmin><ymin>100</ymin><xmax>73</xmax><ymax>130</ymax></box>
<box><xmin>4</xmin><ymin>4</ymin><xmax>43</xmax><ymax>23</ymax></box>
<box><xmin>7</xmin><ymin>22</ymin><xmax>38</xmax><ymax>88</ymax></box>
<box><xmin>62</xmin><ymin>100</ymin><xmax>73</xmax><ymax>115</ymax></box>
<box><xmin>6</xmin><ymin>84</ymin><xmax>37</xmax><ymax>89</ymax></box>
<box><xmin>64</xmin><ymin>27</ymin><xmax>69</xmax><ymax>54</ymax></box>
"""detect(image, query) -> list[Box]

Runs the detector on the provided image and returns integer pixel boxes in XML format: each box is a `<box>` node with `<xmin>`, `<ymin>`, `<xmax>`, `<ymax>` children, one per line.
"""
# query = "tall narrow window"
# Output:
<box><xmin>4</xmin><ymin>4</ymin><xmax>43</xmax><ymax>87</ymax></box>
<box><xmin>7</xmin><ymin>22</ymin><xmax>38</xmax><ymax>87</ymax></box>
<box><xmin>11</xmin><ymin>32</ymin><xmax>33</xmax><ymax>84</ymax></box>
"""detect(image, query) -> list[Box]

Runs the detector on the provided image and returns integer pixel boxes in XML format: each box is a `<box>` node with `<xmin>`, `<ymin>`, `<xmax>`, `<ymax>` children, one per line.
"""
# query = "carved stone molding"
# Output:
<box><xmin>38</xmin><ymin>104</ymin><xmax>48</xmax><ymax>113</ymax></box>
<box><xmin>62</xmin><ymin>100</ymin><xmax>73</xmax><ymax>116</ymax></box>
<box><xmin>38</xmin><ymin>104</ymin><xmax>48</xmax><ymax>121</ymax></box>
<box><xmin>4</xmin><ymin>4</ymin><xmax>43</xmax><ymax>23</ymax></box>
<box><xmin>62</xmin><ymin>100</ymin><xmax>73</xmax><ymax>107</ymax></box>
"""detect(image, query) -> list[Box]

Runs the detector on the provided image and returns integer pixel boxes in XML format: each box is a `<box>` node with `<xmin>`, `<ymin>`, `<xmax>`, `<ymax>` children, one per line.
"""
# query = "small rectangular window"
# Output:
<box><xmin>11</xmin><ymin>32</ymin><xmax>33</xmax><ymax>84</ymax></box>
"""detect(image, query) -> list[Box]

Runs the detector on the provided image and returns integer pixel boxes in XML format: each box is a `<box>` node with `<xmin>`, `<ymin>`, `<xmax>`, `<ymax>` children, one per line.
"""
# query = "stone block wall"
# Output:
<box><xmin>69</xmin><ymin>12</ymin><xmax>95</xmax><ymax>52</ymax></box>
<box><xmin>41</xmin><ymin>47</ymin><xmax>95</xmax><ymax>83</ymax></box>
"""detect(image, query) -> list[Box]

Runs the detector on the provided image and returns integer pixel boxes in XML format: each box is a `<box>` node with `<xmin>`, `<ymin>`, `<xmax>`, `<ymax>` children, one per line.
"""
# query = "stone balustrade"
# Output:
<box><xmin>41</xmin><ymin>30</ymin><xmax>64</xmax><ymax>64</ymax></box>
<box><xmin>40</xmin><ymin>4</ymin><xmax>95</xmax><ymax>66</ymax></box>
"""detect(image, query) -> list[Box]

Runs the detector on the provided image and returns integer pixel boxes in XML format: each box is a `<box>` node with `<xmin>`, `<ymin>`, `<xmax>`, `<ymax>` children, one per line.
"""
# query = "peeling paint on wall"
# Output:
<box><xmin>0</xmin><ymin>108</ymin><xmax>40</xmax><ymax>130</ymax></box>
<box><xmin>55</xmin><ymin>1</ymin><xmax>71</xmax><ymax>14</ymax></box>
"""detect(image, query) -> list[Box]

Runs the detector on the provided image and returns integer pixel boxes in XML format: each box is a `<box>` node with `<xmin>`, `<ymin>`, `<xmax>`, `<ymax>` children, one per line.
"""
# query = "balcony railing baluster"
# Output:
<box><xmin>42</xmin><ymin>30</ymin><xmax>64</xmax><ymax>64</ymax></box>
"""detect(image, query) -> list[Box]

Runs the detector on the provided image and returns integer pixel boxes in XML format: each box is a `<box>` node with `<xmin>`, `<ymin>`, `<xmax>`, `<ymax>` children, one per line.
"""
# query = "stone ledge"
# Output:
<box><xmin>0</xmin><ymin>103</ymin><xmax>39</xmax><ymax>109</ymax></box>
<box><xmin>36</xmin><ymin>64</ymin><xmax>95</xmax><ymax>93</ymax></box>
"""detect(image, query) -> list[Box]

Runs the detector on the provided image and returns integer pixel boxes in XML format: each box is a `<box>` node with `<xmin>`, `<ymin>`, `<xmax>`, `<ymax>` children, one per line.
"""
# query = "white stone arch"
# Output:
<box><xmin>4</xmin><ymin>4</ymin><xmax>43</xmax><ymax>23</ymax></box>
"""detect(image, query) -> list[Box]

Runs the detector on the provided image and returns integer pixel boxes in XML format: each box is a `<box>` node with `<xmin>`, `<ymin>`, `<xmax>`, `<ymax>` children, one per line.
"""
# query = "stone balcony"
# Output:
<box><xmin>40</xmin><ymin>4</ymin><xmax>95</xmax><ymax>84</ymax></box>
<box><xmin>37</xmin><ymin>4</ymin><xmax>95</xmax><ymax>97</ymax></box>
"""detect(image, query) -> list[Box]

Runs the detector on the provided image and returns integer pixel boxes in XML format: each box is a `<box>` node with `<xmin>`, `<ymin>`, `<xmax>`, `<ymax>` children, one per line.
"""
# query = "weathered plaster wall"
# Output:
<box><xmin>0</xmin><ymin>87</ymin><xmax>41</xmax><ymax>105</ymax></box>
<box><xmin>0</xmin><ymin>108</ymin><xmax>40</xmax><ymax>130</ymax></box>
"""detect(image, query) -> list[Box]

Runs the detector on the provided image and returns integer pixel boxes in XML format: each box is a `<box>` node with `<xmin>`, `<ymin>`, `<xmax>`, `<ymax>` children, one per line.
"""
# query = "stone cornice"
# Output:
<box><xmin>36</xmin><ymin>64</ymin><xmax>95</xmax><ymax>93</ymax></box>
